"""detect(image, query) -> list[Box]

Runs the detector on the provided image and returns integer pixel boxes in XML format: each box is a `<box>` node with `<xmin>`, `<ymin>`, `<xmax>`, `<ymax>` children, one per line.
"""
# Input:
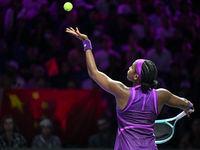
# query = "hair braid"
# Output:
<box><xmin>141</xmin><ymin>60</ymin><xmax>158</xmax><ymax>93</ymax></box>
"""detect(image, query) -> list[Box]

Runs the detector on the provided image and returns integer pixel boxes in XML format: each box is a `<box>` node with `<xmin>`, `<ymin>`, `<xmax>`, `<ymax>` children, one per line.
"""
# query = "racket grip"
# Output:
<box><xmin>176</xmin><ymin>107</ymin><xmax>194</xmax><ymax>120</ymax></box>
<box><xmin>176</xmin><ymin>111</ymin><xmax>186</xmax><ymax>120</ymax></box>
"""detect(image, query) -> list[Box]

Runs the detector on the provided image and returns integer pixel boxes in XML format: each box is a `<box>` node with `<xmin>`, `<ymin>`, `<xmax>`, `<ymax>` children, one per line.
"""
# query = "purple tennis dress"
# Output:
<box><xmin>114</xmin><ymin>85</ymin><xmax>158</xmax><ymax>150</ymax></box>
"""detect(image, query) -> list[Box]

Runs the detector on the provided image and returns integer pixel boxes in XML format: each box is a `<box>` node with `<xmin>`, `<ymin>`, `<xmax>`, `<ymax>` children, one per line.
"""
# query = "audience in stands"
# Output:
<box><xmin>32</xmin><ymin>119</ymin><xmax>62</xmax><ymax>148</ymax></box>
<box><xmin>88</xmin><ymin>115</ymin><xmax>115</xmax><ymax>148</ymax></box>
<box><xmin>0</xmin><ymin>115</ymin><xmax>27</xmax><ymax>148</ymax></box>
<box><xmin>179</xmin><ymin>118</ymin><xmax>200</xmax><ymax>149</ymax></box>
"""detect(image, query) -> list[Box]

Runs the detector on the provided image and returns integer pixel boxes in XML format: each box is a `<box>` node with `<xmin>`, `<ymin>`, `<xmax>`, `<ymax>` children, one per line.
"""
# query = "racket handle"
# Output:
<box><xmin>176</xmin><ymin>107</ymin><xmax>194</xmax><ymax>120</ymax></box>
<box><xmin>176</xmin><ymin>111</ymin><xmax>186</xmax><ymax>120</ymax></box>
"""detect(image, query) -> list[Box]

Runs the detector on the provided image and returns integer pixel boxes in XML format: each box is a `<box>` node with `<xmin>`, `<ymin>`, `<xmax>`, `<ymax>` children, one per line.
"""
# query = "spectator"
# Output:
<box><xmin>121</xmin><ymin>34</ymin><xmax>145</xmax><ymax>69</ymax></box>
<box><xmin>90</xmin><ymin>24</ymin><xmax>105</xmax><ymax>50</ymax></box>
<box><xmin>22</xmin><ymin>0</ymin><xmax>45</xmax><ymax>20</ymax></box>
<box><xmin>58</xmin><ymin>9</ymin><xmax>78</xmax><ymax>51</ymax></box>
<box><xmin>0</xmin><ymin>60</ymin><xmax>26</xmax><ymax>88</ymax></box>
<box><xmin>94</xmin><ymin>35</ymin><xmax>120</xmax><ymax>71</ymax></box>
<box><xmin>80</xmin><ymin>9</ymin><xmax>102</xmax><ymax>37</ymax></box>
<box><xmin>147</xmin><ymin>37</ymin><xmax>172</xmax><ymax>73</ymax></box>
<box><xmin>88</xmin><ymin>115</ymin><xmax>115</xmax><ymax>148</ymax></box>
<box><xmin>179</xmin><ymin>118</ymin><xmax>200</xmax><ymax>149</ymax></box>
<box><xmin>164</xmin><ymin>61</ymin><xmax>185</xmax><ymax>95</ymax></box>
<box><xmin>156</xmin><ymin>17</ymin><xmax>175</xmax><ymax>40</ymax></box>
<box><xmin>32</xmin><ymin>119</ymin><xmax>62</xmax><ymax>148</ymax></box>
<box><xmin>0</xmin><ymin>39</ymin><xmax>9</xmax><ymax>75</ymax></box>
<box><xmin>27</xmin><ymin>65</ymin><xmax>45</xmax><ymax>88</ymax></box>
<box><xmin>4</xmin><ymin>0</ymin><xmax>24</xmax><ymax>33</ymax></box>
<box><xmin>0</xmin><ymin>115</ymin><xmax>26</xmax><ymax>148</ymax></box>
<box><xmin>50</xmin><ymin>61</ymin><xmax>71</xmax><ymax>89</ymax></box>
<box><xmin>174</xmin><ymin>41</ymin><xmax>196</xmax><ymax>77</ymax></box>
<box><xmin>126</xmin><ymin>0</ymin><xmax>141</xmax><ymax>24</ymax></box>
<box><xmin>36</xmin><ymin>77</ymin><xmax>48</xmax><ymax>89</ymax></box>
<box><xmin>109</xmin><ymin>14</ymin><xmax>131</xmax><ymax>46</ymax></box>
<box><xmin>165</xmin><ymin>30</ymin><xmax>183</xmax><ymax>56</ymax></box>
<box><xmin>96</xmin><ymin>0</ymin><xmax>118</xmax><ymax>17</ymax></box>
<box><xmin>131</xmin><ymin>13</ymin><xmax>150</xmax><ymax>40</ymax></box>
<box><xmin>105</xmin><ymin>54</ymin><xmax>123</xmax><ymax>81</ymax></box>
<box><xmin>117</xmin><ymin>0</ymin><xmax>132</xmax><ymax>16</ymax></box>
<box><xmin>20</xmin><ymin>46</ymin><xmax>39</xmax><ymax>82</ymax></box>
<box><xmin>148</xmin><ymin>1</ymin><xmax>167</xmax><ymax>32</ymax></box>
<box><xmin>173</xmin><ymin>0</ymin><xmax>197</xmax><ymax>41</ymax></box>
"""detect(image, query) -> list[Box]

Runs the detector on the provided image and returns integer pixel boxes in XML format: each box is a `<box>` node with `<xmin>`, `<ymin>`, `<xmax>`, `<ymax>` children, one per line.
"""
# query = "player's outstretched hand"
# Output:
<box><xmin>66</xmin><ymin>27</ymin><xmax>88</xmax><ymax>41</ymax></box>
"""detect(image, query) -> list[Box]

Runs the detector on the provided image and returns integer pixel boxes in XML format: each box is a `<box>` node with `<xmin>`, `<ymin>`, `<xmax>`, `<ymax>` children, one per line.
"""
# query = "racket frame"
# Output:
<box><xmin>155</xmin><ymin>111</ymin><xmax>186</xmax><ymax>144</ymax></box>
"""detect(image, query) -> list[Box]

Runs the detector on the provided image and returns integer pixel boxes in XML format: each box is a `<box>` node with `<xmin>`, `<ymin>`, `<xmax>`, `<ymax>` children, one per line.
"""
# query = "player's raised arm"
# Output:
<box><xmin>157</xmin><ymin>88</ymin><xmax>194</xmax><ymax>117</ymax></box>
<box><xmin>66</xmin><ymin>27</ymin><xmax>128</xmax><ymax>99</ymax></box>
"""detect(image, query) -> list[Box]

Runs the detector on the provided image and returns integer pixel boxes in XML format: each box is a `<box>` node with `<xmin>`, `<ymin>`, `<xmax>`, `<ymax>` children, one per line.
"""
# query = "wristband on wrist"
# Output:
<box><xmin>83</xmin><ymin>40</ymin><xmax>92</xmax><ymax>51</ymax></box>
<box><xmin>188</xmin><ymin>101</ymin><xmax>192</xmax><ymax>109</ymax></box>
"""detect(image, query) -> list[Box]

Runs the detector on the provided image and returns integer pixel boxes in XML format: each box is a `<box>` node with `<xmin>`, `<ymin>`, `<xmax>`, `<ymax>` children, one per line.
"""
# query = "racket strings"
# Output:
<box><xmin>154</xmin><ymin>123</ymin><xmax>173</xmax><ymax>141</ymax></box>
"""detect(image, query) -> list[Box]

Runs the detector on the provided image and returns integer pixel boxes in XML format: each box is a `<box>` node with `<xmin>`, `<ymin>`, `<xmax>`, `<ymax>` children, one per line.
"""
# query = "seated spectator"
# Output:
<box><xmin>88</xmin><ymin>115</ymin><xmax>115</xmax><ymax>148</ymax></box>
<box><xmin>0</xmin><ymin>115</ymin><xmax>26</xmax><ymax>148</ymax></box>
<box><xmin>147</xmin><ymin>37</ymin><xmax>172</xmax><ymax>73</ymax></box>
<box><xmin>0</xmin><ymin>60</ymin><xmax>26</xmax><ymax>88</ymax></box>
<box><xmin>32</xmin><ymin>119</ymin><xmax>61</xmax><ymax>148</ymax></box>
<box><xmin>179</xmin><ymin>118</ymin><xmax>200</xmax><ymax>149</ymax></box>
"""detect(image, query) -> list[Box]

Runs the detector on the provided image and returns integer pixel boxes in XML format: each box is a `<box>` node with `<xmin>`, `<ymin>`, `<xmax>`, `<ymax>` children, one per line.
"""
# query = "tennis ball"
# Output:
<box><xmin>63</xmin><ymin>2</ymin><xmax>73</xmax><ymax>11</ymax></box>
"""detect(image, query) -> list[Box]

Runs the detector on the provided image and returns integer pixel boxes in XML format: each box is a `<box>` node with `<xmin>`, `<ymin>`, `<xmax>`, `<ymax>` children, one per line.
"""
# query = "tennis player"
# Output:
<box><xmin>66</xmin><ymin>27</ymin><xmax>194</xmax><ymax>150</ymax></box>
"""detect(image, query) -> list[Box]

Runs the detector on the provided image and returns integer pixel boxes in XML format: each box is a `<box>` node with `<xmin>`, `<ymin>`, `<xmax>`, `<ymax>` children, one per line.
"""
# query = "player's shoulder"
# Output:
<box><xmin>156</xmin><ymin>88</ymin><xmax>172</xmax><ymax>102</ymax></box>
<box><xmin>156</xmin><ymin>88</ymin><xmax>171</xmax><ymax>95</ymax></box>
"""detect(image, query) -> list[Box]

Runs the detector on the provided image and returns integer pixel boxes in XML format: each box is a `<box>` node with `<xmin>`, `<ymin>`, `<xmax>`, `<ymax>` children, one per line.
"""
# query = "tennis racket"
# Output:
<box><xmin>154</xmin><ymin>107</ymin><xmax>194</xmax><ymax>144</ymax></box>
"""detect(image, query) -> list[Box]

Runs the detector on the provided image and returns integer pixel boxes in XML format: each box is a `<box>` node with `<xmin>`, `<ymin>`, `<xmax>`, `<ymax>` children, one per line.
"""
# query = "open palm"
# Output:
<box><xmin>66</xmin><ymin>27</ymin><xmax>88</xmax><ymax>41</ymax></box>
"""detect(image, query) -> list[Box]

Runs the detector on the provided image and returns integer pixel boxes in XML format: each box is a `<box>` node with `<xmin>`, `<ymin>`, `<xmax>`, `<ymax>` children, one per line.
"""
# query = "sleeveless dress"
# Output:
<box><xmin>114</xmin><ymin>85</ymin><xmax>158</xmax><ymax>150</ymax></box>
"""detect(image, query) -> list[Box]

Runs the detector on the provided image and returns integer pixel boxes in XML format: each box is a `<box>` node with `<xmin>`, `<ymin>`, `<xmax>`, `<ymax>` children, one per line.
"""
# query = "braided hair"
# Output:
<box><xmin>140</xmin><ymin>60</ymin><xmax>158</xmax><ymax>93</ymax></box>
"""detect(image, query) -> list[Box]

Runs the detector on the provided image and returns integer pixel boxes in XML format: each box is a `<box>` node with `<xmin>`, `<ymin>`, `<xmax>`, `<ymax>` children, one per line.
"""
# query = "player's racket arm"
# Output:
<box><xmin>157</xmin><ymin>88</ymin><xmax>192</xmax><ymax>111</ymax></box>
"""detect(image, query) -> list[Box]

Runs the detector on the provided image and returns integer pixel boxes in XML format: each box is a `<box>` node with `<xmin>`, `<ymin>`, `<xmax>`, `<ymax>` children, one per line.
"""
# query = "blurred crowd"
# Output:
<box><xmin>0</xmin><ymin>0</ymin><xmax>200</xmax><ymax>148</ymax></box>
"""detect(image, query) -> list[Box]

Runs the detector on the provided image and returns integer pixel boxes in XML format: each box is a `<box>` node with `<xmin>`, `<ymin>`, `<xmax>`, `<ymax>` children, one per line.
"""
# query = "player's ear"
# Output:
<box><xmin>134</xmin><ymin>72</ymin><xmax>139</xmax><ymax>80</ymax></box>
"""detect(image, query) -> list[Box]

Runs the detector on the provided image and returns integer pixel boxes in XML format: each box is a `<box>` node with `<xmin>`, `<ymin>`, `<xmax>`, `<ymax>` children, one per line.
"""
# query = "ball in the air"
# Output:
<box><xmin>63</xmin><ymin>2</ymin><xmax>73</xmax><ymax>11</ymax></box>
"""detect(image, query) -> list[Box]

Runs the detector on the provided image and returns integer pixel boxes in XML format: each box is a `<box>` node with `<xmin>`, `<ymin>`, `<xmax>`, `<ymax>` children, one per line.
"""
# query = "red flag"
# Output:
<box><xmin>45</xmin><ymin>58</ymin><xmax>59</xmax><ymax>76</ymax></box>
<box><xmin>0</xmin><ymin>89</ymin><xmax>101</xmax><ymax>147</ymax></box>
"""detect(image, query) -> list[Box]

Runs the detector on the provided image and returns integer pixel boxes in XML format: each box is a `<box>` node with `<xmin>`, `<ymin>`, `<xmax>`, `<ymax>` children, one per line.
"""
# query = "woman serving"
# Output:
<box><xmin>66</xmin><ymin>27</ymin><xmax>194</xmax><ymax>150</ymax></box>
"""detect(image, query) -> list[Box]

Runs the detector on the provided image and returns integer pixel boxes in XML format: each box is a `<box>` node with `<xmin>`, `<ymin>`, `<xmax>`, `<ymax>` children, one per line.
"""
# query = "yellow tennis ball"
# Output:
<box><xmin>63</xmin><ymin>2</ymin><xmax>73</xmax><ymax>11</ymax></box>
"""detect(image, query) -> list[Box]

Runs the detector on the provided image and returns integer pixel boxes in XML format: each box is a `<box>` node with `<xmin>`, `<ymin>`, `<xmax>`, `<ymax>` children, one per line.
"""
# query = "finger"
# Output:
<box><xmin>187</xmin><ymin>113</ymin><xmax>190</xmax><ymax>118</ymax></box>
<box><xmin>65</xmin><ymin>28</ymin><xmax>70</xmax><ymax>32</ymax></box>
<box><xmin>70</xmin><ymin>27</ymin><xmax>76</xmax><ymax>32</ymax></box>
<box><xmin>66</xmin><ymin>30</ymin><xmax>79</xmax><ymax>36</ymax></box>
<box><xmin>76</xmin><ymin>27</ymin><xmax>81</xmax><ymax>35</ymax></box>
